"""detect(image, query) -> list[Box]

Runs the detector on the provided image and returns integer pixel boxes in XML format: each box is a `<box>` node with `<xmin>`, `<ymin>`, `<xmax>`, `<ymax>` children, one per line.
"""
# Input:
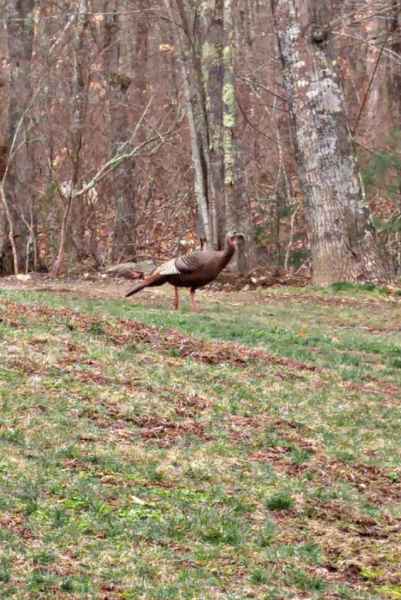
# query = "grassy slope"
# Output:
<box><xmin>0</xmin><ymin>285</ymin><xmax>401</xmax><ymax>599</ymax></box>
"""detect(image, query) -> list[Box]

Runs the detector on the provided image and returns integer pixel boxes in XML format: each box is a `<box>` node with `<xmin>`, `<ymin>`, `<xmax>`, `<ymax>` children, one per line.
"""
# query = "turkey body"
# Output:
<box><xmin>125</xmin><ymin>232</ymin><xmax>243</xmax><ymax>311</ymax></box>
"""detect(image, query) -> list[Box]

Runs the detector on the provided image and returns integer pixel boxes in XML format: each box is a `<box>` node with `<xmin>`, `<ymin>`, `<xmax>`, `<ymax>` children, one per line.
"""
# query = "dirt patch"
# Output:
<box><xmin>0</xmin><ymin>513</ymin><xmax>34</xmax><ymax>541</ymax></box>
<box><xmin>135</xmin><ymin>416</ymin><xmax>210</xmax><ymax>447</ymax></box>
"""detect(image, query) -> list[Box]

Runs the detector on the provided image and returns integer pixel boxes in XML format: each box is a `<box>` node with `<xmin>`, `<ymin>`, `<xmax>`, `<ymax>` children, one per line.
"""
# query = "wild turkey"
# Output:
<box><xmin>125</xmin><ymin>231</ymin><xmax>244</xmax><ymax>311</ymax></box>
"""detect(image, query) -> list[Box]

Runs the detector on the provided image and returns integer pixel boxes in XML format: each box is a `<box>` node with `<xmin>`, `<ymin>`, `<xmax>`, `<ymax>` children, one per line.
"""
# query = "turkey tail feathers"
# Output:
<box><xmin>125</xmin><ymin>274</ymin><xmax>163</xmax><ymax>297</ymax></box>
<box><xmin>125</xmin><ymin>281</ymin><xmax>147</xmax><ymax>297</ymax></box>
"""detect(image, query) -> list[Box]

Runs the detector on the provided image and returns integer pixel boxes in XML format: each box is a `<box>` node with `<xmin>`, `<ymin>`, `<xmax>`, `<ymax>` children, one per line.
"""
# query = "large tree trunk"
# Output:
<box><xmin>271</xmin><ymin>0</ymin><xmax>389</xmax><ymax>285</ymax></box>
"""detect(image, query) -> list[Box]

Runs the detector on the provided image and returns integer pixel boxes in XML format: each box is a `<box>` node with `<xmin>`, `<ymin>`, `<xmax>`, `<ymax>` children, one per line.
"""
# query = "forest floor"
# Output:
<box><xmin>0</xmin><ymin>278</ymin><xmax>401</xmax><ymax>599</ymax></box>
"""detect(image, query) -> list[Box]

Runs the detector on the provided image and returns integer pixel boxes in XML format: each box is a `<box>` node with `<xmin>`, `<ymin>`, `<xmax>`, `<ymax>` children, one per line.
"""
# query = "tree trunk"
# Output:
<box><xmin>164</xmin><ymin>0</ymin><xmax>214</xmax><ymax>248</ymax></box>
<box><xmin>271</xmin><ymin>0</ymin><xmax>389</xmax><ymax>285</ymax></box>
<box><xmin>51</xmin><ymin>0</ymin><xmax>89</xmax><ymax>276</ymax></box>
<box><xmin>164</xmin><ymin>0</ymin><xmax>254</xmax><ymax>270</ymax></box>
<box><xmin>103</xmin><ymin>0</ymin><xmax>136</xmax><ymax>263</ymax></box>
<box><xmin>200</xmin><ymin>0</ymin><xmax>226</xmax><ymax>247</ymax></box>
<box><xmin>2</xmin><ymin>0</ymin><xmax>35</xmax><ymax>274</ymax></box>
<box><xmin>223</xmin><ymin>0</ymin><xmax>255</xmax><ymax>272</ymax></box>
<box><xmin>388</xmin><ymin>0</ymin><xmax>401</xmax><ymax>127</ymax></box>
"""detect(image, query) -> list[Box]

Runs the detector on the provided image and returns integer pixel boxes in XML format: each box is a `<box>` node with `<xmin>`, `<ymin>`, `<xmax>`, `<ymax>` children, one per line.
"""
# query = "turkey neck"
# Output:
<box><xmin>217</xmin><ymin>241</ymin><xmax>236</xmax><ymax>270</ymax></box>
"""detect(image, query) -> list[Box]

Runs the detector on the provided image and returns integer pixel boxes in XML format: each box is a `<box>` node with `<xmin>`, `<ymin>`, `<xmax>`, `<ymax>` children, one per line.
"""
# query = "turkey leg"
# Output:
<box><xmin>174</xmin><ymin>287</ymin><xmax>180</xmax><ymax>310</ymax></box>
<box><xmin>190</xmin><ymin>288</ymin><xmax>198</xmax><ymax>312</ymax></box>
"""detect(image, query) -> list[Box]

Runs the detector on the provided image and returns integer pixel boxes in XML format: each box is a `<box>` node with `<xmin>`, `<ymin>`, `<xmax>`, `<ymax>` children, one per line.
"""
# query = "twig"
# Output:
<box><xmin>352</xmin><ymin>30</ymin><xmax>391</xmax><ymax>135</ymax></box>
<box><xmin>284</xmin><ymin>205</ymin><xmax>299</xmax><ymax>272</ymax></box>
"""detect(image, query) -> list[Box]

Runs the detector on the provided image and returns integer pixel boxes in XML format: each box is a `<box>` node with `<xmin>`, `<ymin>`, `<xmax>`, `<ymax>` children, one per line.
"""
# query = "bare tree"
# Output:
<box><xmin>101</xmin><ymin>0</ymin><xmax>138</xmax><ymax>263</ymax></box>
<box><xmin>387</xmin><ymin>0</ymin><xmax>401</xmax><ymax>126</ymax></box>
<box><xmin>223</xmin><ymin>0</ymin><xmax>255</xmax><ymax>271</ymax></box>
<box><xmin>271</xmin><ymin>0</ymin><xmax>389</xmax><ymax>284</ymax></box>
<box><xmin>163</xmin><ymin>0</ymin><xmax>214</xmax><ymax>248</ymax></box>
<box><xmin>51</xmin><ymin>0</ymin><xmax>91</xmax><ymax>276</ymax></box>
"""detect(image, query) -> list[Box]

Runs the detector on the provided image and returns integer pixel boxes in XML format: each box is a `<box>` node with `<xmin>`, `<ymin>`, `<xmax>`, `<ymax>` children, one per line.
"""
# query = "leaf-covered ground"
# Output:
<box><xmin>0</xmin><ymin>283</ymin><xmax>401</xmax><ymax>599</ymax></box>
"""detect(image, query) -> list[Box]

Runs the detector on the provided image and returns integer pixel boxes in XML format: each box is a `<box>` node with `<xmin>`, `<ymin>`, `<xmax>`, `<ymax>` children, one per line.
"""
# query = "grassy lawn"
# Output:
<box><xmin>0</xmin><ymin>285</ymin><xmax>401</xmax><ymax>599</ymax></box>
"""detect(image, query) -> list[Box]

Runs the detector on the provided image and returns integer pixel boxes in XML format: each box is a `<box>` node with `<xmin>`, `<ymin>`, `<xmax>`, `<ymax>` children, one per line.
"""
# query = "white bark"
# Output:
<box><xmin>272</xmin><ymin>0</ymin><xmax>388</xmax><ymax>284</ymax></box>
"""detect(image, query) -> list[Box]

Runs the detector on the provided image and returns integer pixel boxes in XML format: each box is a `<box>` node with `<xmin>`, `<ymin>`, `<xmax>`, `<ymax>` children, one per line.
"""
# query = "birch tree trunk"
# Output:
<box><xmin>103</xmin><ymin>1</ymin><xmax>136</xmax><ymax>263</ymax></box>
<box><xmin>271</xmin><ymin>0</ymin><xmax>389</xmax><ymax>285</ymax></box>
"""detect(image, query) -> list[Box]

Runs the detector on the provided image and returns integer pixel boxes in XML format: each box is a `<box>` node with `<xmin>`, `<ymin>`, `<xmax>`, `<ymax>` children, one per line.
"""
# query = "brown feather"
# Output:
<box><xmin>125</xmin><ymin>273</ymin><xmax>167</xmax><ymax>297</ymax></box>
<box><xmin>125</xmin><ymin>232</ymin><xmax>242</xmax><ymax>307</ymax></box>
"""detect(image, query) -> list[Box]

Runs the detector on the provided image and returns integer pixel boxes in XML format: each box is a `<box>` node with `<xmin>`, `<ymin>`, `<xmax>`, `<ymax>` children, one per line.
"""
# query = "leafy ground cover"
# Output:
<box><xmin>0</xmin><ymin>283</ymin><xmax>401</xmax><ymax>599</ymax></box>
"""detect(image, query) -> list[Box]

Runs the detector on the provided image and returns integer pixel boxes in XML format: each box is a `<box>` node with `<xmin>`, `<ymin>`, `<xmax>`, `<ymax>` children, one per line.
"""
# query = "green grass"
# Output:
<box><xmin>0</xmin><ymin>285</ymin><xmax>400</xmax><ymax>598</ymax></box>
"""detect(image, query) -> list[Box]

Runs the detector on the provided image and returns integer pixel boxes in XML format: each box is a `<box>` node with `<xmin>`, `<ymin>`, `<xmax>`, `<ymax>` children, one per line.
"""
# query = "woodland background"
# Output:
<box><xmin>0</xmin><ymin>0</ymin><xmax>401</xmax><ymax>282</ymax></box>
